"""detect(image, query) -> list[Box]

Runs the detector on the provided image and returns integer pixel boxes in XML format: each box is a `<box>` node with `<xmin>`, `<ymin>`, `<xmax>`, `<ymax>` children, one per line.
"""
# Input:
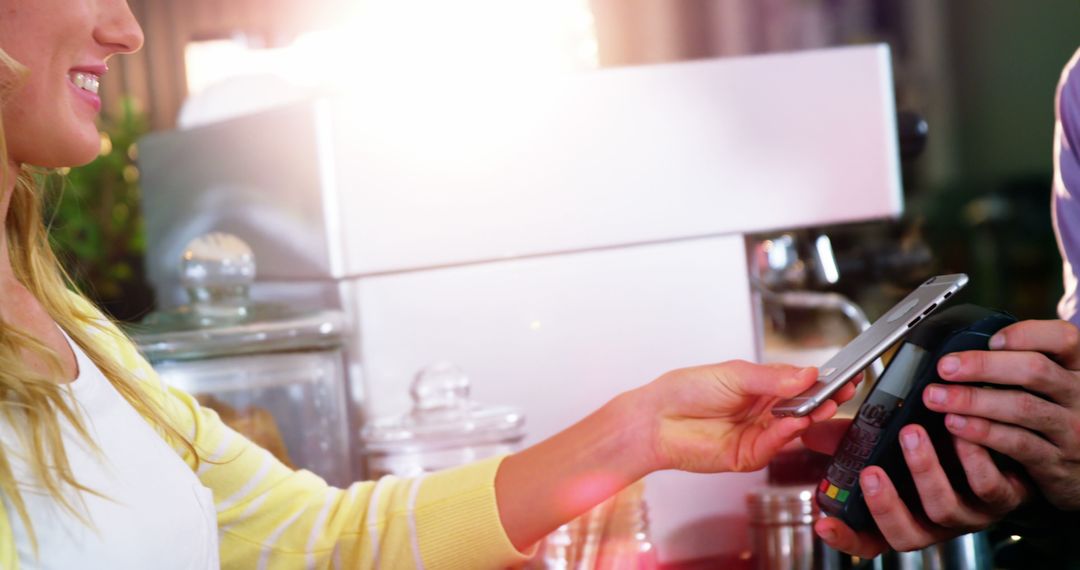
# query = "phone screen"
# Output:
<box><xmin>874</xmin><ymin>343</ymin><xmax>928</xmax><ymax>398</ymax></box>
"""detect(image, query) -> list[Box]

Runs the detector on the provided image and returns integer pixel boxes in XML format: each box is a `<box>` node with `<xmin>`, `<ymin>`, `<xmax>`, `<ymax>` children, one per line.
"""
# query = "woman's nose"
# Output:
<box><xmin>95</xmin><ymin>0</ymin><xmax>145</xmax><ymax>55</ymax></box>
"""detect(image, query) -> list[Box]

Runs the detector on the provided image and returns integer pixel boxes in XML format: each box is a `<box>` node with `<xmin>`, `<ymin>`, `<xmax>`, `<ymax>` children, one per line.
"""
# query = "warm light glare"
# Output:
<box><xmin>98</xmin><ymin>132</ymin><xmax>113</xmax><ymax>157</ymax></box>
<box><xmin>183</xmin><ymin>0</ymin><xmax>599</xmax><ymax>98</ymax></box>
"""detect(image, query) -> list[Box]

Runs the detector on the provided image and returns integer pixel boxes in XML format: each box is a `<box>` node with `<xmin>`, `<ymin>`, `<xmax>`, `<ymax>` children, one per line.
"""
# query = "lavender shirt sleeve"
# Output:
<box><xmin>1053</xmin><ymin>49</ymin><xmax>1080</xmax><ymax>325</ymax></box>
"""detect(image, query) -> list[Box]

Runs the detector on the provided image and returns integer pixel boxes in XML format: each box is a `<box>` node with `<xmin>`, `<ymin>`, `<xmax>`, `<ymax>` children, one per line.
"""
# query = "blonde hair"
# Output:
<box><xmin>0</xmin><ymin>49</ymin><xmax>198</xmax><ymax>551</ymax></box>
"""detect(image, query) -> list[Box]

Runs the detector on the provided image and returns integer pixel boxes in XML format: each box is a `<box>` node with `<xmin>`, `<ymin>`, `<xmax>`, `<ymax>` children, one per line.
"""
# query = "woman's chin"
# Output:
<box><xmin>46</xmin><ymin>125</ymin><xmax>105</xmax><ymax>167</ymax></box>
<box><xmin>31</xmin><ymin>144</ymin><xmax>101</xmax><ymax>169</ymax></box>
<box><xmin>68</xmin><ymin>137</ymin><xmax>104</xmax><ymax>166</ymax></box>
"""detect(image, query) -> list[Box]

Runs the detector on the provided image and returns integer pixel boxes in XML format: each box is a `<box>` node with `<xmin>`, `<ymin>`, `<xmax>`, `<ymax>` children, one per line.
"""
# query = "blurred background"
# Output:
<box><xmin>41</xmin><ymin>2</ymin><xmax>1080</xmax><ymax>565</ymax></box>
<box><xmin>58</xmin><ymin>0</ymin><xmax>1080</xmax><ymax>322</ymax></box>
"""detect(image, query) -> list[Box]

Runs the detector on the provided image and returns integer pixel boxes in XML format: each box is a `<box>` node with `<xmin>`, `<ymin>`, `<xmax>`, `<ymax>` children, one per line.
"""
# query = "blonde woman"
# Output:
<box><xmin>0</xmin><ymin>1</ymin><xmax>854</xmax><ymax>568</ymax></box>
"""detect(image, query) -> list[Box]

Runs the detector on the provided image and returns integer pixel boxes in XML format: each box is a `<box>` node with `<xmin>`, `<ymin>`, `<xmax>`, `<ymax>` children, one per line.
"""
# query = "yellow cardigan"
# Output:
<box><xmin>0</xmin><ymin>297</ymin><xmax>529</xmax><ymax>569</ymax></box>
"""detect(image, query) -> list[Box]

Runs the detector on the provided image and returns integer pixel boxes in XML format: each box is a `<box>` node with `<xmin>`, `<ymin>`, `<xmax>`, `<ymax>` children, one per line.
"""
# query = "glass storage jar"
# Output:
<box><xmin>132</xmin><ymin>232</ymin><xmax>354</xmax><ymax>486</ymax></box>
<box><xmin>360</xmin><ymin>361</ymin><xmax>525</xmax><ymax>478</ymax></box>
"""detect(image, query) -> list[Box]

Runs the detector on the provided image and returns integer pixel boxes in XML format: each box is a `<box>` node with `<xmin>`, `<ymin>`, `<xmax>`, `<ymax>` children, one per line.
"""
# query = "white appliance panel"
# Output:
<box><xmin>350</xmin><ymin>235</ymin><xmax>762</xmax><ymax>562</ymax></box>
<box><xmin>141</xmin><ymin>45</ymin><xmax>901</xmax><ymax>297</ymax></box>
<box><xmin>325</xmin><ymin>44</ymin><xmax>900</xmax><ymax>277</ymax></box>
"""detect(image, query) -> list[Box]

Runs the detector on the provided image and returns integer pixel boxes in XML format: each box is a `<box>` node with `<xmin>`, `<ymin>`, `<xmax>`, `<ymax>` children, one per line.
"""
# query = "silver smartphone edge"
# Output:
<box><xmin>770</xmin><ymin>274</ymin><xmax>968</xmax><ymax>417</ymax></box>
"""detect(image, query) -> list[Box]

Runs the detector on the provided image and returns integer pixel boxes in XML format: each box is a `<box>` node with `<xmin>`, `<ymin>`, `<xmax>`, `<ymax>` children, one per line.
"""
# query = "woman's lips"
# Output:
<box><xmin>67</xmin><ymin>71</ymin><xmax>102</xmax><ymax>112</ymax></box>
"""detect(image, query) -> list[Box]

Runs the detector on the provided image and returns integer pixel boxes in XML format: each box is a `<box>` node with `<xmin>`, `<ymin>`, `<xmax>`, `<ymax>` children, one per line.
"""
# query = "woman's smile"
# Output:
<box><xmin>67</xmin><ymin>67</ymin><xmax>106</xmax><ymax>112</ymax></box>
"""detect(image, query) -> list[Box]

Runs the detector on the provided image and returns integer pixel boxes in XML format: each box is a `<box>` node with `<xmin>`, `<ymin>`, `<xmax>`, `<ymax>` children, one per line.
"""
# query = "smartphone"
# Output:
<box><xmin>771</xmin><ymin>273</ymin><xmax>968</xmax><ymax>418</ymax></box>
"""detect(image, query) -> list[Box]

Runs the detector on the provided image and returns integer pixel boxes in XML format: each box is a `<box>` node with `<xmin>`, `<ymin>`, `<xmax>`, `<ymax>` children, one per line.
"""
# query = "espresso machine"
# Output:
<box><xmin>137</xmin><ymin>44</ymin><xmax>902</xmax><ymax>563</ymax></box>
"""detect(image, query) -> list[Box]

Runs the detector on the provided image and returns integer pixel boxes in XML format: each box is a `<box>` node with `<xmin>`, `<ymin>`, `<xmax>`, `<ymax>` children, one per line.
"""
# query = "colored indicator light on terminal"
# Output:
<box><xmin>837</xmin><ymin>489</ymin><xmax>850</xmax><ymax>502</ymax></box>
<box><xmin>819</xmin><ymin>480</ymin><xmax>830</xmax><ymax>493</ymax></box>
<box><xmin>826</xmin><ymin>485</ymin><xmax>840</xmax><ymax>499</ymax></box>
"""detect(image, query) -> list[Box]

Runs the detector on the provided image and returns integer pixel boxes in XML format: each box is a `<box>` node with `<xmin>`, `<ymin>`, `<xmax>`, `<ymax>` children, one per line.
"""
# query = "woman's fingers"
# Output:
<box><xmin>830</xmin><ymin>373</ymin><xmax>863</xmax><ymax>406</ymax></box>
<box><xmin>809</xmin><ymin>399</ymin><xmax>839</xmax><ymax>422</ymax></box>
<box><xmin>717</xmin><ymin>361</ymin><xmax>819</xmax><ymax>398</ymax></box>
<box><xmin>801</xmin><ymin>418</ymin><xmax>853</xmax><ymax>455</ymax></box>
<box><xmin>746</xmin><ymin>416</ymin><xmax>813</xmax><ymax>470</ymax></box>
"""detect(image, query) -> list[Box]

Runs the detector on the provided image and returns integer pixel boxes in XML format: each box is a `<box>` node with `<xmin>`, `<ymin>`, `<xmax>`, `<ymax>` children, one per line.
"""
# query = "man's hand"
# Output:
<box><xmin>803</xmin><ymin>419</ymin><xmax>1027</xmax><ymax>557</ymax></box>
<box><xmin>926</xmin><ymin>319</ymin><xmax>1080</xmax><ymax>511</ymax></box>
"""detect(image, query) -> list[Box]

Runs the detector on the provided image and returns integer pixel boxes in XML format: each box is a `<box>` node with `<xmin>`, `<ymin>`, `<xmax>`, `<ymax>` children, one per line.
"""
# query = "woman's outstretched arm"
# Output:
<box><xmin>496</xmin><ymin>361</ymin><xmax>851</xmax><ymax>550</ymax></box>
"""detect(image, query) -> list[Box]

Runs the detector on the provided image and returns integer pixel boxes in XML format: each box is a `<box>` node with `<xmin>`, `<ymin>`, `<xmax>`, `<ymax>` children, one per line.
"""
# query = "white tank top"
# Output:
<box><xmin>0</xmin><ymin>331</ymin><xmax>219</xmax><ymax>569</ymax></box>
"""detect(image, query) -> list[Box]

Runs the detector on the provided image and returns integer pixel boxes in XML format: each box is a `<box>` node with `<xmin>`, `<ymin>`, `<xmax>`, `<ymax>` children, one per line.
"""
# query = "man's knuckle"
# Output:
<box><xmin>954</xmin><ymin>386</ymin><xmax>975</xmax><ymax>410</ymax></box>
<box><xmin>1035</xmin><ymin>456</ymin><xmax>1067</xmax><ymax>480</ymax></box>
<box><xmin>966</xmin><ymin>352</ymin><xmax>986</xmax><ymax>376</ymax></box>
<box><xmin>907</xmin><ymin>455</ymin><xmax>933</xmax><ymax>475</ymax></box>
<box><xmin>866</xmin><ymin>499</ymin><xmax>892</xmax><ymax>517</ymax></box>
<box><xmin>1025</xmin><ymin>355</ymin><xmax>1045</xmax><ymax>380</ymax></box>
<box><xmin>1005</xmin><ymin>429</ymin><xmax>1030</xmax><ymax>456</ymax></box>
<box><xmin>1017</xmin><ymin>393</ymin><xmax>1044</xmax><ymax>417</ymax></box>
<box><xmin>1063</xmin><ymin>441</ymin><xmax>1080</xmax><ymax>462</ymax></box>
<box><xmin>890</xmin><ymin>538</ymin><xmax>919</xmax><ymax>553</ymax></box>
<box><xmin>1063</xmin><ymin>323</ymin><xmax>1080</xmax><ymax>352</ymax></box>
<box><xmin>1065</xmin><ymin>418</ymin><xmax>1080</xmax><ymax>449</ymax></box>
<box><xmin>926</xmin><ymin>498</ymin><xmax>963</xmax><ymax>527</ymax></box>
<box><xmin>973</xmin><ymin>478</ymin><xmax>1009</xmax><ymax>506</ymax></box>
<box><xmin>957</xmin><ymin>441</ymin><xmax>981</xmax><ymax>460</ymax></box>
<box><xmin>966</xmin><ymin>417</ymin><xmax>991</xmax><ymax>439</ymax></box>
<box><xmin>1005</xmin><ymin>489</ymin><xmax>1024</xmax><ymax>511</ymax></box>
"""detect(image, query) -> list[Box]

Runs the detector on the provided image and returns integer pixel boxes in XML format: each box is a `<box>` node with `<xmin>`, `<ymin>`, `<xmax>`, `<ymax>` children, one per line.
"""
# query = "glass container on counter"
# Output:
<box><xmin>363</xmin><ymin>364</ymin><xmax>656</xmax><ymax>569</ymax></box>
<box><xmin>360</xmin><ymin>362</ymin><xmax>525</xmax><ymax>478</ymax></box>
<box><xmin>132</xmin><ymin>233</ymin><xmax>353</xmax><ymax>486</ymax></box>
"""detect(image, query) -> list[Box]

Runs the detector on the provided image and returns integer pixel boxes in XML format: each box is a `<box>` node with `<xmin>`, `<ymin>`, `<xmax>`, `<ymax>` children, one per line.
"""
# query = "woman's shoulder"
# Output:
<box><xmin>63</xmin><ymin>290</ymin><xmax>156</xmax><ymax>380</ymax></box>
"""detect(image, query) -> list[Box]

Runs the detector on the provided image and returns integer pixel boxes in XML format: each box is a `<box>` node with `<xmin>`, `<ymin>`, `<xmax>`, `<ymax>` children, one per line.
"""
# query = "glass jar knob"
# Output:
<box><xmin>409</xmin><ymin>361</ymin><xmax>471</xmax><ymax>420</ymax></box>
<box><xmin>180</xmin><ymin>232</ymin><xmax>256</xmax><ymax>318</ymax></box>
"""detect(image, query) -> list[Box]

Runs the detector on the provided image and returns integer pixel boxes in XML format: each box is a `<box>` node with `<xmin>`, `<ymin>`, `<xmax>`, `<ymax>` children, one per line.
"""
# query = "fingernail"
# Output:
<box><xmin>863</xmin><ymin>472</ymin><xmax>881</xmax><ymax>495</ymax></box>
<box><xmin>989</xmin><ymin>334</ymin><xmax>1006</xmax><ymax>350</ymax></box>
<box><xmin>901</xmin><ymin>430</ymin><xmax>920</xmax><ymax>450</ymax></box>
<box><xmin>947</xmin><ymin>414</ymin><xmax>967</xmax><ymax>430</ymax></box>
<box><xmin>927</xmin><ymin>386</ymin><xmax>948</xmax><ymax>405</ymax></box>
<box><xmin>939</xmin><ymin>356</ymin><xmax>960</xmax><ymax>375</ymax></box>
<box><xmin>819</xmin><ymin>527</ymin><xmax>836</xmax><ymax>542</ymax></box>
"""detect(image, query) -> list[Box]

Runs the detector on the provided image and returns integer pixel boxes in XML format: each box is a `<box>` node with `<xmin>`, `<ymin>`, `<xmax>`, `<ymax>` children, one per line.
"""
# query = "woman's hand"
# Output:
<box><xmin>496</xmin><ymin>359</ymin><xmax>856</xmax><ymax>551</ymax></box>
<box><xmin>638</xmin><ymin>360</ymin><xmax>857</xmax><ymax>474</ymax></box>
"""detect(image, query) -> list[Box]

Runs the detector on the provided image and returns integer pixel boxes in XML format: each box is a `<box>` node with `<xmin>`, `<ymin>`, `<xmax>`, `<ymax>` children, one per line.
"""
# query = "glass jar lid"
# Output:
<box><xmin>132</xmin><ymin>232</ymin><xmax>346</xmax><ymax>362</ymax></box>
<box><xmin>361</xmin><ymin>362</ymin><xmax>526</xmax><ymax>455</ymax></box>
